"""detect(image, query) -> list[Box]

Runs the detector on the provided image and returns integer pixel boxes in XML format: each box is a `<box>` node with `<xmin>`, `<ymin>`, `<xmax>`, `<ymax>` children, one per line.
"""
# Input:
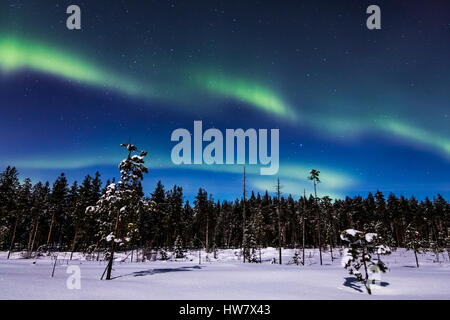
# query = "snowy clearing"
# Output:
<box><xmin>0</xmin><ymin>248</ymin><xmax>449</xmax><ymax>300</ymax></box>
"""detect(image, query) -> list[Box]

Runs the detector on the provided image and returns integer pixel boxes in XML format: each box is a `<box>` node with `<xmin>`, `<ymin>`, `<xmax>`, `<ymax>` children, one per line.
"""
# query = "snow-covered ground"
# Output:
<box><xmin>0</xmin><ymin>248</ymin><xmax>449</xmax><ymax>300</ymax></box>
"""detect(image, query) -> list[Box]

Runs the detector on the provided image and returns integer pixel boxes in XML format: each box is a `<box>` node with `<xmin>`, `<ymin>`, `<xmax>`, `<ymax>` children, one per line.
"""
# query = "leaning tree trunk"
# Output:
<box><xmin>46</xmin><ymin>213</ymin><xmax>55</xmax><ymax>247</ymax></box>
<box><xmin>27</xmin><ymin>218</ymin><xmax>36</xmax><ymax>253</ymax></box>
<box><xmin>414</xmin><ymin>249</ymin><xmax>419</xmax><ymax>268</ymax></box>
<box><xmin>29</xmin><ymin>219</ymin><xmax>40</xmax><ymax>256</ymax></box>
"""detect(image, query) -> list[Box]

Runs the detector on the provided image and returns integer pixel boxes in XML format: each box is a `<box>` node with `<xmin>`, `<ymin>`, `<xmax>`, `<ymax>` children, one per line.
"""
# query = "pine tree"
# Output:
<box><xmin>194</xmin><ymin>188</ymin><xmax>209</xmax><ymax>252</ymax></box>
<box><xmin>47</xmin><ymin>173</ymin><xmax>69</xmax><ymax>250</ymax></box>
<box><xmin>87</xmin><ymin>143</ymin><xmax>149</xmax><ymax>280</ymax></box>
<box><xmin>404</xmin><ymin>223</ymin><xmax>426</xmax><ymax>267</ymax></box>
<box><xmin>173</xmin><ymin>235</ymin><xmax>184</xmax><ymax>259</ymax></box>
<box><xmin>68</xmin><ymin>179</ymin><xmax>84</xmax><ymax>260</ymax></box>
<box><xmin>166</xmin><ymin>185</ymin><xmax>184</xmax><ymax>249</ymax></box>
<box><xmin>0</xmin><ymin>166</ymin><xmax>20</xmax><ymax>251</ymax></box>
<box><xmin>27</xmin><ymin>182</ymin><xmax>50</xmax><ymax>257</ymax></box>
<box><xmin>182</xmin><ymin>201</ymin><xmax>194</xmax><ymax>248</ymax></box>
<box><xmin>148</xmin><ymin>180</ymin><xmax>167</xmax><ymax>249</ymax></box>
<box><xmin>7</xmin><ymin>177</ymin><xmax>31</xmax><ymax>257</ymax></box>
<box><xmin>253</xmin><ymin>206</ymin><xmax>266</xmax><ymax>263</ymax></box>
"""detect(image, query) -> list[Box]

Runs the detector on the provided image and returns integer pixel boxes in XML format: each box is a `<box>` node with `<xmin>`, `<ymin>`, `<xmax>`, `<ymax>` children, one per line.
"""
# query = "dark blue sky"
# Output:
<box><xmin>0</xmin><ymin>0</ymin><xmax>449</xmax><ymax>201</ymax></box>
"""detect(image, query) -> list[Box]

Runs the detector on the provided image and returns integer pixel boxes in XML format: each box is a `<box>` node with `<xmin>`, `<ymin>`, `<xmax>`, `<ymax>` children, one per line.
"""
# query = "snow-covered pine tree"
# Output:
<box><xmin>253</xmin><ymin>206</ymin><xmax>266</xmax><ymax>263</ymax></box>
<box><xmin>245</xmin><ymin>222</ymin><xmax>259</xmax><ymax>263</ymax></box>
<box><xmin>166</xmin><ymin>186</ymin><xmax>184</xmax><ymax>250</ymax></box>
<box><xmin>173</xmin><ymin>235</ymin><xmax>184</xmax><ymax>259</ymax></box>
<box><xmin>292</xmin><ymin>251</ymin><xmax>300</xmax><ymax>265</ymax></box>
<box><xmin>86</xmin><ymin>143</ymin><xmax>150</xmax><ymax>280</ymax></box>
<box><xmin>404</xmin><ymin>223</ymin><xmax>426</xmax><ymax>267</ymax></box>
<box><xmin>340</xmin><ymin>229</ymin><xmax>391</xmax><ymax>295</ymax></box>
<box><xmin>428</xmin><ymin>226</ymin><xmax>445</xmax><ymax>262</ymax></box>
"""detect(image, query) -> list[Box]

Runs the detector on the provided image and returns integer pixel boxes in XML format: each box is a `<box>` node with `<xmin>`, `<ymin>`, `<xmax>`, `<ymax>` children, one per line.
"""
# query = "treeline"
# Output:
<box><xmin>0</xmin><ymin>165</ymin><xmax>449</xmax><ymax>260</ymax></box>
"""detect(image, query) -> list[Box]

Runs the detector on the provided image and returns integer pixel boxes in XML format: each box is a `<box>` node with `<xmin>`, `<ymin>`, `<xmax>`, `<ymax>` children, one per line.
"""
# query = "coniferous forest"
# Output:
<box><xmin>0</xmin><ymin>144</ymin><xmax>449</xmax><ymax>265</ymax></box>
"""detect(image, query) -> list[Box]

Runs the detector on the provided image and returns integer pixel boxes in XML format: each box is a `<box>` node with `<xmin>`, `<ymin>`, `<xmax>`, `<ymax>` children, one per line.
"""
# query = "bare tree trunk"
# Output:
<box><xmin>46</xmin><ymin>213</ymin><xmax>55</xmax><ymax>247</ymax></box>
<box><xmin>7</xmin><ymin>216</ymin><xmax>18</xmax><ymax>259</ymax></box>
<box><xmin>205</xmin><ymin>214</ymin><xmax>209</xmax><ymax>253</ymax></box>
<box><xmin>95</xmin><ymin>240</ymin><xmax>100</xmax><ymax>261</ymax></box>
<box><xmin>30</xmin><ymin>219</ymin><xmax>39</xmax><ymax>255</ymax></box>
<box><xmin>329</xmin><ymin>211</ymin><xmax>336</xmax><ymax>262</ymax></box>
<box><xmin>70</xmin><ymin>229</ymin><xmax>78</xmax><ymax>261</ymax></box>
<box><xmin>27</xmin><ymin>217</ymin><xmax>37</xmax><ymax>253</ymax></box>
<box><xmin>277</xmin><ymin>178</ymin><xmax>282</xmax><ymax>264</ymax></box>
<box><xmin>302</xmin><ymin>190</ymin><xmax>306</xmax><ymax>266</ymax></box>
<box><xmin>227</xmin><ymin>227</ymin><xmax>232</xmax><ymax>249</ymax></box>
<box><xmin>314</xmin><ymin>181</ymin><xmax>323</xmax><ymax>265</ymax></box>
<box><xmin>242</xmin><ymin>166</ymin><xmax>246</xmax><ymax>263</ymax></box>
<box><xmin>330</xmin><ymin>245</ymin><xmax>334</xmax><ymax>262</ymax></box>
<box><xmin>277</xmin><ymin>207</ymin><xmax>282</xmax><ymax>264</ymax></box>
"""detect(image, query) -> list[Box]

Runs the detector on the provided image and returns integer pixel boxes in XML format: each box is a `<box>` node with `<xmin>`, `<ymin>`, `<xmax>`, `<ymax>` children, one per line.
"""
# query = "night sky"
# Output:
<box><xmin>0</xmin><ymin>0</ymin><xmax>449</xmax><ymax>201</ymax></box>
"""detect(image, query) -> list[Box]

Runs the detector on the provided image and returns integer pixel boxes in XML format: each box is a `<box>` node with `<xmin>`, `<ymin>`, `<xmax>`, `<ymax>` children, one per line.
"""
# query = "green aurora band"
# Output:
<box><xmin>1</xmin><ymin>34</ymin><xmax>449</xmax><ymax>158</ymax></box>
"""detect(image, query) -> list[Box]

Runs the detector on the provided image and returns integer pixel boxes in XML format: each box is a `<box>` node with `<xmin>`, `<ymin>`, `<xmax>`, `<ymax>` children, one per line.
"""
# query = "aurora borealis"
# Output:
<box><xmin>0</xmin><ymin>0</ymin><xmax>449</xmax><ymax>200</ymax></box>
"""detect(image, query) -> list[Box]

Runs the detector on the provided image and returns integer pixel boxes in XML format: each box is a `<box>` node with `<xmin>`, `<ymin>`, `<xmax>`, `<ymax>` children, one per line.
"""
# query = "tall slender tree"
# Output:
<box><xmin>276</xmin><ymin>178</ymin><xmax>282</xmax><ymax>264</ymax></box>
<box><xmin>309</xmin><ymin>169</ymin><xmax>322</xmax><ymax>265</ymax></box>
<box><xmin>242</xmin><ymin>166</ymin><xmax>247</xmax><ymax>262</ymax></box>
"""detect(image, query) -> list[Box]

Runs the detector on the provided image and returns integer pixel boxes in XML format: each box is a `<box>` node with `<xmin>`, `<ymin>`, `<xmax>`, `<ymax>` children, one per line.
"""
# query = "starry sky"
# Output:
<box><xmin>0</xmin><ymin>0</ymin><xmax>449</xmax><ymax>201</ymax></box>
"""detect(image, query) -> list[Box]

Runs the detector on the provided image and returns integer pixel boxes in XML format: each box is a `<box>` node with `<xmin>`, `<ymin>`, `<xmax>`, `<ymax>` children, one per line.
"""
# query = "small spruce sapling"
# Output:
<box><xmin>173</xmin><ymin>235</ymin><xmax>184</xmax><ymax>259</ymax></box>
<box><xmin>340</xmin><ymin>229</ymin><xmax>391</xmax><ymax>295</ymax></box>
<box><xmin>292</xmin><ymin>251</ymin><xmax>300</xmax><ymax>265</ymax></box>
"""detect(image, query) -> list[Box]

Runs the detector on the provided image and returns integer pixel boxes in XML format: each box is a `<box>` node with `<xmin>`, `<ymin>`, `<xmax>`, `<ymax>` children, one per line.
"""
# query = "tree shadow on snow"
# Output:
<box><xmin>112</xmin><ymin>265</ymin><xmax>203</xmax><ymax>279</ymax></box>
<box><xmin>402</xmin><ymin>265</ymin><xmax>418</xmax><ymax>268</ymax></box>
<box><xmin>343</xmin><ymin>277</ymin><xmax>364</xmax><ymax>293</ymax></box>
<box><xmin>377</xmin><ymin>281</ymin><xmax>389</xmax><ymax>287</ymax></box>
<box><xmin>343</xmin><ymin>277</ymin><xmax>389</xmax><ymax>293</ymax></box>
